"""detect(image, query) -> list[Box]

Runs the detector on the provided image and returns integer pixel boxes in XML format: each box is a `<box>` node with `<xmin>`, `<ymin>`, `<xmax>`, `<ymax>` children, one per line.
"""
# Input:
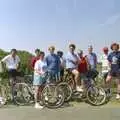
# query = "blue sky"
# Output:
<box><xmin>0</xmin><ymin>0</ymin><xmax>120</xmax><ymax>55</ymax></box>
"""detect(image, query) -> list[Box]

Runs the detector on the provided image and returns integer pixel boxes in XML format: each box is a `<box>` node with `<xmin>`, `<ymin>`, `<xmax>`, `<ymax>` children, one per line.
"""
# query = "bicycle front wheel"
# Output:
<box><xmin>13</xmin><ymin>83</ymin><xmax>34</xmax><ymax>105</ymax></box>
<box><xmin>57</xmin><ymin>82</ymin><xmax>72</xmax><ymax>102</ymax></box>
<box><xmin>0</xmin><ymin>85</ymin><xmax>6</xmax><ymax>107</ymax></box>
<box><xmin>86</xmin><ymin>86</ymin><xmax>106</xmax><ymax>106</ymax></box>
<box><xmin>41</xmin><ymin>84</ymin><xmax>65</xmax><ymax>109</ymax></box>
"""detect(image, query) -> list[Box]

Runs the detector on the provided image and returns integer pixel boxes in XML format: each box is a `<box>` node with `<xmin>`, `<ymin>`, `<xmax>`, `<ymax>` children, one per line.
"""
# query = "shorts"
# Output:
<box><xmin>86</xmin><ymin>69</ymin><xmax>99</xmax><ymax>79</ymax></box>
<box><xmin>33</xmin><ymin>75</ymin><xmax>46</xmax><ymax>86</ymax></box>
<box><xmin>108</xmin><ymin>70</ymin><xmax>120</xmax><ymax>78</ymax></box>
<box><xmin>8</xmin><ymin>69</ymin><xmax>21</xmax><ymax>85</ymax></box>
<box><xmin>47</xmin><ymin>71</ymin><xmax>60</xmax><ymax>82</ymax></box>
<box><xmin>8</xmin><ymin>69</ymin><xmax>21</xmax><ymax>78</ymax></box>
<box><xmin>80</xmin><ymin>73</ymin><xmax>88</xmax><ymax>81</ymax></box>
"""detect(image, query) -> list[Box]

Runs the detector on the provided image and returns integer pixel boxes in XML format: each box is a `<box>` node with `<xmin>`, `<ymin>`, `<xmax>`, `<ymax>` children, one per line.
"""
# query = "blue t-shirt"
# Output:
<box><xmin>45</xmin><ymin>54</ymin><xmax>60</xmax><ymax>74</ymax></box>
<box><xmin>86</xmin><ymin>53</ymin><xmax>97</xmax><ymax>69</ymax></box>
<box><xmin>108</xmin><ymin>51</ymin><xmax>120</xmax><ymax>72</ymax></box>
<box><xmin>65</xmin><ymin>52</ymin><xmax>78</xmax><ymax>69</ymax></box>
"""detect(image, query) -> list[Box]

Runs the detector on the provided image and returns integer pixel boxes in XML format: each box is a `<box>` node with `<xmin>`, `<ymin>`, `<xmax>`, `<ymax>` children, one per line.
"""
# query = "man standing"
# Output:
<box><xmin>46</xmin><ymin>46</ymin><xmax>61</xmax><ymax>82</ymax></box>
<box><xmin>106</xmin><ymin>43</ymin><xmax>120</xmax><ymax>99</ymax></box>
<box><xmin>1</xmin><ymin>49</ymin><xmax>21</xmax><ymax>102</ymax></box>
<box><xmin>100</xmin><ymin>47</ymin><xmax>110</xmax><ymax>80</ymax></box>
<box><xmin>86</xmin><ymin>45</ymin><xmax>98</xmax><ymax>79</ymax></box>
<box><xmin>86</xmin><ymin>45</ymin><xmax>97</xmax><ymax>70</ymax></box>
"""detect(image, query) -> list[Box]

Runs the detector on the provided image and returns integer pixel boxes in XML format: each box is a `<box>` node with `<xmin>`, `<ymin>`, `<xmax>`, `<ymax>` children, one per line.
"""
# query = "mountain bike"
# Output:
<box><xmin>15</xmin><ymin>72</ymin><xmax>65</xmax><ymax>109</ymax></box>
<box><xmin>62</xmin><ymin>69</ymin><xmax>107</xmax><ymax>106</ymax></box>
<box><xmin>0</xmin><ymin>73</ymin><xmax>31</xmax><ymax>107</ymax></box>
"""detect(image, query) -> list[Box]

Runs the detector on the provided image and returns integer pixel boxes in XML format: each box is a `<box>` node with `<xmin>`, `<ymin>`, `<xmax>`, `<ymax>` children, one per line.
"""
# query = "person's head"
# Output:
<box><xmin>48</xmin><ymin>46</ymin><xmax>55</xmax><ymax>54</ymax></box>
<box><xmin>57</xmin><ymin>51</ymin><xmax>63</xmax><ymax>58</ymax></box>
<box><xmin>69</xmin><ymin>44</ymin><xmax>76</xmax><ymax>53</ymax></box>
<box><xmin>40</xmin><ymin>51</ymin><xmax>45</xmax><ymax>60</ymax></box>
<box><xmin>88</xmin><ymin>45</ymin><xmax>93</xmax><ymax>53</ymax></box>
<box><xmin>11</xmin><ymin>49</ymin><xmax>17</xmax><ymax>57</ymax></box>
<box><xmin>77</xmin><ymin>49</ymin><xmax>83</xmax><ymax>57</ymax></box>
<box><xmin>35</xmin><ymin>49</ymin><xmax>40</xmax><ymax>57</ymax></box>
<box><xmin>103</xmin><ymin>47</ymin><xmax>109</xmax><ymax>54</ymax></box>
<box><xmin>111</xmin><ymin>43</ymin><xmax>119</xmax><ymax>52</ymax></box>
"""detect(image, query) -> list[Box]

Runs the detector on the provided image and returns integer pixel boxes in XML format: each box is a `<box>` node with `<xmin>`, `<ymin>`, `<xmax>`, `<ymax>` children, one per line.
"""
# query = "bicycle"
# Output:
<box><xmin>15</xmin><ymin>71</ymin><xmax>65</xmax><ymax>109</ymax></box>
<box><xmin>62</xmin><ymin>69</ymin><xmax>107</xmax><ymax>106</ymax></box>
<box><xmin>0</xmin><ymin>72</ymin><xmax>31</xmax><ymax>107</ymax></box>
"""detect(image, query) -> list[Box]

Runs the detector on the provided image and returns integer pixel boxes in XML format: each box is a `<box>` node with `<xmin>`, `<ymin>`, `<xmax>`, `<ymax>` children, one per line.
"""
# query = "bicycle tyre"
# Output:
<box><xmin>57</xmin><ymin>82</ymin><xmax>72</xmax><ymax>102</ymax></box>
<box><xmin>0</xmin><ymin>85</ymin><xmax>6</xmax><ymax>107</ymax></box>
<box><xmin>41</xmin><ymin>84</ymin><xmax>65</xmax><ymax>109</ymax></box>
<box><xmin>86</xmin><ymin>86</ymin><xmax>106</xmax><ymax>106</ymax></box>
<box><xmin>13</xmin><ymin>83</ymin><xmax>34</xmax><ymax>105</ymax></box>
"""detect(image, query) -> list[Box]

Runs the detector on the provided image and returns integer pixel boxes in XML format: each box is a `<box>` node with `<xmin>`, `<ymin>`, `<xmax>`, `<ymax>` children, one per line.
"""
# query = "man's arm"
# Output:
<box><xmin>1</xmin><ymin>55</ymin><xmax>9</xmax><ymax>70</ymax></box>
<box><xmin>94</xmin><ymin>53</ymin><xmax>98</xmax><ymax>65</ymax></box>
<box><xmin>16</xmin><ymin>56</ymin><xmax>21</xmax><ymax>71</ymax></box>
<box><xmin>85</xmin><ymin>55</ymin><xmax>90</xmax><ymax>70</ymax></box>
<box><xmin>107</xmin><ymin>54</ymin><xmax>112</xmax><ymax>69</ymax></box>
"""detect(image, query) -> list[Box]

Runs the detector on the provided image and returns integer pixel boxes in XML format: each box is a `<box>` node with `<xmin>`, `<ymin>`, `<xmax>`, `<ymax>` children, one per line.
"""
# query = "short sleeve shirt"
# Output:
<box><xmin>100</xmin><ymin>54</ymin><xmax>110</xmax><ymax>72</ymax></box>
<box><xmin>1</xmin><ymin>54</ymin><xmax>20</xmax><ymax>70</ymax></box>
<box><xmin>65</xmin><ymin>52</ymin><xmax>78</xmax><ymax>69</ymax></box>
<box><xmin>34</xmin><ymin>59</ymin><xmax>47</xmax><ymax>75</ymax></box>
<box><xmin>86</xmin><ymin>53</ymin><xmax>97</xmax><ymax>69</ymax></box>
<box><xmin>46</xmin><ymin>54</ymin><xmax>60</xmax><ymax>74</ymax></box>
<box><xmin>108</xmin><ymin>51</ymin><xmax>120</xmax><ymax>72</ymax></box>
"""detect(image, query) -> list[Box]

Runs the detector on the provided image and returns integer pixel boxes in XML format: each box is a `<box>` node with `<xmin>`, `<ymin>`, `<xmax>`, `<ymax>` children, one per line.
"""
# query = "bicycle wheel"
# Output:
<box><xmin>41</xmin><ymin>84</ymin><xmax>64</xmax><ymax>109</ymax></box>
<box><xmin>0</xmin><ymin>85</ymin><xmax>6</xmax><ymax>107</ymax></box>
<box><xmin>13</xmin><ymin>83</ymin><xmax>34</xmax><ymax>105</ymax></box>
<box><xmin>57</xmin><ymin>82</ymin><xmax>72</xmax><ymax>102</ymax></box>
<box><xmin>86</xmin><ymin>86</ymin><xmax>106</xmax><ymax>106</ymax></box>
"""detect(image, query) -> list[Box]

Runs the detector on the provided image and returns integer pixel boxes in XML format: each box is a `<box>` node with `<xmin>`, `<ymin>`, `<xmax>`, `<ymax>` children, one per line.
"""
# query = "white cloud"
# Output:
<box><xmin>100</xmin><ymin>14</ymin><xmax>120</xmax><ymax>26</ymax></box>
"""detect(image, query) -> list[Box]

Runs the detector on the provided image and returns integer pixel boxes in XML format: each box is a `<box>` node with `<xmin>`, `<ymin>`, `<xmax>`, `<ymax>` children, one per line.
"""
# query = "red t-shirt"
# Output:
<box><xmin>31</xmin><ymin>56</ymin><xmax>40</xmax><ymax>69</ymax></box>
<box><xmin>78</xmin><ymin>56</ymin><xmax>88</xmax><ymax>73</ymax></box>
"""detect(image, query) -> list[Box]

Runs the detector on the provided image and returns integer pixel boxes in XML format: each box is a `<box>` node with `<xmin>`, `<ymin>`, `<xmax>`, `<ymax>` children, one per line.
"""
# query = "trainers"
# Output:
<box><xmin>105</xmin><ymin>89</ymin><xmax>111</xmax><ymax>97</ymax></box>
<box><xmin>35</xmin><ymin>103</ymin><xmax>44</xmax><ymax>109</ymax></box>
<box><xmin>45</xmin><ymin>96</ymin><xmax>49</xmax><ymax>101</ymax></box>
<box><xmin>76</xmin><ymin>86</ymin><xmax>83</xmax><ymax>92</ymax></box>
<box><xmin>99</xmin><ymin>90</ymin><xmax>105</xmax><ymax>96</ymax></box>
<box><xmin>116</xmin><ymin>94</ymin><xmax>120</xmax><ymax>100</ymax></box>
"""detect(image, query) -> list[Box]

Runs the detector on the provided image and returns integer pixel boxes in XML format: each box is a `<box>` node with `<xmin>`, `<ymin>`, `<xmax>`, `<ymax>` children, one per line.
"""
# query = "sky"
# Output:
<box><xmin>0</xmin><ymin>0</ymin><xmax>120</xmax><ymax>55</ymax></box>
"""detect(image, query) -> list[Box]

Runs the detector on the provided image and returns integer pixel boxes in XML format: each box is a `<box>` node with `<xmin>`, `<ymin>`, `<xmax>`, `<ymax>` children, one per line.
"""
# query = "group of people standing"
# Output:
<box><xmin>0</xmin><ymin>42</ymin><xmax>120</xmax><ymax>109</ymax></box>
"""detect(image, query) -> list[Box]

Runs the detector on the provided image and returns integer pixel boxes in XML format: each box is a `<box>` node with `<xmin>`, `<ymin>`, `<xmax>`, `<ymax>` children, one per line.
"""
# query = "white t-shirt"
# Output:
<box><xmin>34</xmin><ymin>59</ymin><xmax>47</xmax><ymax>76</ymax></box>
<box><xmin>100</xmin><ymin>54</ymin><xmax>110</xmax><ymax>73</ymax></box>
<box><xmin>60</xmin><ymin>57</ymin><xmax>66</xmax><ymax>68</ymax></box>
<box><xmin>1</xmin><ymin>54</ymin><xmax>20</xmax><ymax>70</ymax></box>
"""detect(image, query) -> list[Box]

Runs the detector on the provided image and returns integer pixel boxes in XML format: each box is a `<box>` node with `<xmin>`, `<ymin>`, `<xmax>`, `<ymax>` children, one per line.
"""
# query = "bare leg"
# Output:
<box><xmin>34</xmin><ymin>86</ymin><xmax>39</xmax><ymax>103</ymax></box>
<box><xmin>116</xmin><ymin>78</ymin><xmax>120</xmax><ymax>94</ymax></box>
<box><xmin>72</xmin><ymin>70</ymin><xmax>83</xmax><ymax>92</ymax></box>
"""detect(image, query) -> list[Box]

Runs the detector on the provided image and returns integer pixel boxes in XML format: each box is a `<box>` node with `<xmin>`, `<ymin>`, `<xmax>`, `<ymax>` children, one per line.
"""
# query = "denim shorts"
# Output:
<box><xmin>108</xmin><ymin>70</ymin><xmax>120</xmax><ymax>78</ymax></box>
<box><xmin>33</xmin><ymin>75</ymin><xmax>46</xmax><ymax>86</ymax></box>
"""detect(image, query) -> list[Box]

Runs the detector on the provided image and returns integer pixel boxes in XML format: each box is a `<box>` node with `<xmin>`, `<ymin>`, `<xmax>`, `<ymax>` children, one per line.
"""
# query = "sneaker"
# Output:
<box><xmin>99</xmin><ymin>90</ymin><xmax>105</xmax><ymax>96</ymax></box>
<box><xmin>45</xmin><ymin>96</ymin><xmax>49</xmax><ymax>101</ymax></box>
<box><xmin>116</xmin><ymin>94</ymin><xmax>120</xmax><ymax>100</ymax></box>
<box><xmin>76</xmin><ymin>86</ymin><xmax>83</xmax><ymax>92</ymax></box>
<box><xmin>105</xmin><ymin>89</ymin><xmax>111</xmax><ymax>97</ymax></box>
<box><xmin>35</xmin><ymin>103</ymin><xmax>44</xmax><ymax>109</ymax></box>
